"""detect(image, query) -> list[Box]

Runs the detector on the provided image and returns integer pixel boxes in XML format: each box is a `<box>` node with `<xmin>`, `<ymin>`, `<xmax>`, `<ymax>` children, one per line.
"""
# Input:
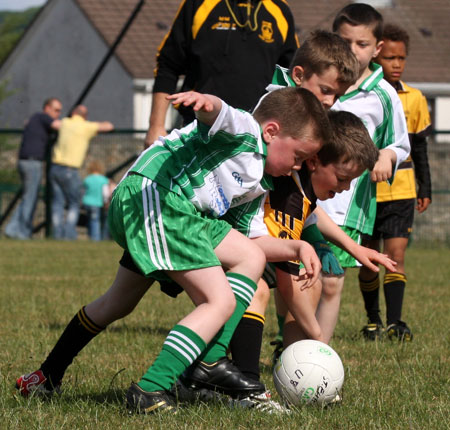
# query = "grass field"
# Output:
<box><xmin>1</xmin><ymin>240</ymin><xmax>449</xmax><ymax>430</ymax></box>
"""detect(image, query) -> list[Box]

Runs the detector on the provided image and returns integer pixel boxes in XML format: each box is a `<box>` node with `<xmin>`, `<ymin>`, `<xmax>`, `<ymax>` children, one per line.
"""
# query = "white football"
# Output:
<box><xmin>273</xmin><ymin>339</ymin><xmax>344</xmax><ymax>406</ymax></box>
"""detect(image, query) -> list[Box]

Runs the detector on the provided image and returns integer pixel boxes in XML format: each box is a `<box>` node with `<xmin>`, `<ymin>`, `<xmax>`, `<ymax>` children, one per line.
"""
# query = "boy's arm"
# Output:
<box><xmin>314</xmin><ymin>206</ymin><xmax>397</xmax><ymax>272</ymax></box>
<box><xmin>370</xmin><ymin>148</ymin><xmax>397</xmax><ymax>182</ymax></box>
<box><xmin>371</xmin><ymin>92</ymin><xmax>410</xmax><ymax>183</ymax></box>
<box><xmin>411</xmin><ymin>133</ymin><xmax>432</xmax><ymax>213</ymax></box>
<box><xmin>167</xmin><ymin>91</ymin><xmax>222</xmax><ymax>126</ymax></box>
<box><xmin>251</xmin><ymin>235</ymin><xmax>321</xmax><ymax>289</ymax></box>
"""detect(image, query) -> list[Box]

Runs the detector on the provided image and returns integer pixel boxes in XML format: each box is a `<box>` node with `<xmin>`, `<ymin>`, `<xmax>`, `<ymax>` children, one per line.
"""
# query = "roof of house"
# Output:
<box><xmin>15</xmin><ymin>0</ymin><xmax>450</xmax><ymax>82</ymax></box>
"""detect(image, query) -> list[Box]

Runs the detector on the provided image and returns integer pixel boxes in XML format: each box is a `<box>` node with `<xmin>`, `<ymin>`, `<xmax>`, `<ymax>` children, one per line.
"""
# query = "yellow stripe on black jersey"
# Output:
<box><xmin>264</xmin><ymin>168</ymin><xmax>316</xmax><ymax>275</ymax></box>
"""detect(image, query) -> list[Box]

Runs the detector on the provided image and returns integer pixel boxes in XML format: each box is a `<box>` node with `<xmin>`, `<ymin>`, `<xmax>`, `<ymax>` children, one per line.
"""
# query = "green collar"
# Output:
<box><xmin>339</xmin><ymin>62</ymin><xmax>384</xmax><ymax>102</ymax></box>
<box><xmin>271</xmin><ymin>64</ymin><xmax>296</xmax><ymax>87</ymax></box>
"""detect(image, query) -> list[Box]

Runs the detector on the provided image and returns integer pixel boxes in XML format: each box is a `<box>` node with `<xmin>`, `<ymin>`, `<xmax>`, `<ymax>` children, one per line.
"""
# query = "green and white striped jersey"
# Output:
<box><xmin>318</xmin><ymin>63</ymin><xmax>410</xmax><ymax>235</ymax></box>
<box><xmin>124</xmin><ymin>101</ymin><xmax>273</xmax><ymax>219</ymax></box>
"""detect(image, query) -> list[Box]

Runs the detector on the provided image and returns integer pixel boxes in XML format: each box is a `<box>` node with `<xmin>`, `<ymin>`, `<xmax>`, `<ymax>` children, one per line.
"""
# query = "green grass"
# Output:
<box><xmin>1</xmin><ymin>240</ymin><xmax>449</xmax><ymax>430</ymax></box>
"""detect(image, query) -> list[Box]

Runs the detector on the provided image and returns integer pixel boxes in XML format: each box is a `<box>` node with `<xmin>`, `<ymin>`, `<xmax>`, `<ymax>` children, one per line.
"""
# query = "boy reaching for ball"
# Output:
<box><xmin>16</xmin><ymin>87</ymin><xmax>328</xmax><ymax>414</ymax></box>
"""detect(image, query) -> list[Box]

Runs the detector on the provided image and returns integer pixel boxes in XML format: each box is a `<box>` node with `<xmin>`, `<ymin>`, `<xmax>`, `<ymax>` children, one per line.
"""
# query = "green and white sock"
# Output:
<box><xmin>138</xmin><ymin>324</ymin><xmax>206</xmax><ymax>392</ymax></box>
<box><xmin>200</xmin><ymin>272</ymin><xmax>257</xmax><ymax>363</ymax></box>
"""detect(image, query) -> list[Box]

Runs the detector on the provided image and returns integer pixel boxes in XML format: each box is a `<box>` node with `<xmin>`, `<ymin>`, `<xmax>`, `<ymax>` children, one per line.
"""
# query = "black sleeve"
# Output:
<box><xmin>275</xmin><ymin>2</ymin><xmax>299</xmax><ymax>68</ymax></box>
<box><xmin>410</xmin><ymin>132</ymin><xmax>432</xmax><ymax>200</ymax></box>
<box><xmin>152</xmin><ymin>0</ymin><xmax>196</xmax><ymax>94</ymax></box>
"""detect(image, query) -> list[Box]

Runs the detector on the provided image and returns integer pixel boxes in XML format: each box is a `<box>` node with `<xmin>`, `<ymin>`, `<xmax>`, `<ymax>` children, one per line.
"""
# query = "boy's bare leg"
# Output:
<box><xmin>139</xmin><ymin>228</ymin><xmax>267</xmax><ymax>395</ymax></box>
<box><xmin>17</xmin><ymin>266</ymin><xmax>154</xmax><ymax>394</ymax></box>
<box><xmin>315</xmin><ymin>272</ymin><xmax>346</xmax><ymax>343</ymax></box>
<box><xmin>383</xmin><ymin>237</ymin><xmax>407</xmax><ymax>273</ymax></box>
<box><xmin>169</xmin><ymin>266</ymin><xmax>237</xmax><ymax>341</ymax></box>
<box><xmin>85</xmin><ymin>266</ymin><xmax>153</xmax><ymax>326</ymax></box>
<box><xmin>277</xmin><ymin>269</ymin><xmax>323</xmax><ymax>346</ymax></box>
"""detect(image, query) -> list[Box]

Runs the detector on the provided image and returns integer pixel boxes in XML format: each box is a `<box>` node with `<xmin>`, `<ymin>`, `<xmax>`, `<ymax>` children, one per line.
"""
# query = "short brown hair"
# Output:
<box><xmin>382</xmin><ymin>23</ymin><xmax>410</xmax><ymax>55</ymax></box>
<box><xmin>318</xmin><ymin>110</ymin><xmax>379</xmax><ymax>171</ymax></box>
<box><xmin>253</xmin><ymin>87</ymin><xmax>331</xmax><ymax>145</ymax></box>
<box><xmin>87</xmin><ymin>160</ymin><xmax>105</xmax><ymax>175</ymax></box>
<box><xmin>333</xmin><ymin>3</ymin><xmax>383</xmax><ymax>42</ymax></box>
<box><xmin>289</xmin><ymin>30</ymin><xmax>359</xmax><ymax>86</ymax></box>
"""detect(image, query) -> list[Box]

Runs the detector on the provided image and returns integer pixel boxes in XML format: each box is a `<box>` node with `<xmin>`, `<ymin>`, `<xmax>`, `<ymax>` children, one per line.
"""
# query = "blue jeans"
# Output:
<box><xmin>5</xmin><ymin>159</ymin><xmax>43</xmax><ymax>239</ymax></box>
<box><xmin>50</xmin><ymin>164</ymin><xmax>81</xmax><ymax>239</ymax></box>
<box><xmin>85</xmin><ymin>205</ymin><xmax>102</xmax><ymax>241</ymax></box>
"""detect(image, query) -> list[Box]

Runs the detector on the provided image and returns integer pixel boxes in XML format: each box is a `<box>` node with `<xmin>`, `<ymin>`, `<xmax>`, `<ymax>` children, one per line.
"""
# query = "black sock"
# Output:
<box><xmin>40</xmin><ymin>306</ymin><xmax>104</xmax><ymax>388</ymax></box>
<box><xmin>384</xmin><ymin>273</ymin><xmax>406</xmax><ymax>325</ymax></box>
<box><xmin>359</xmin><ymin>275</ymin><xmax>382</xmax><ymax>324</ymax></box>
<box><xmin>229</xmin><ymin>311</ymin><xmax>265</xmax><ymax>382</ymax></box>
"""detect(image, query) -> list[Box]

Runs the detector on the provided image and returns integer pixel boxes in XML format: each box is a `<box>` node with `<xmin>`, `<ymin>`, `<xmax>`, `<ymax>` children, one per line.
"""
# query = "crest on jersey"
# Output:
<box><xmin>259</xmin><ymin>20</ymin><xmax>274</xmax><ymax>43</ymax></box>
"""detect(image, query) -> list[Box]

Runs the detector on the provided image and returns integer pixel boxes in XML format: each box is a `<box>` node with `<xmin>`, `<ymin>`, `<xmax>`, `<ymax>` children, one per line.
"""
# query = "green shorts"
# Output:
<box><xmin>328</xmin><ymin>226</ymin><xmax>362</xmax><ymax>268</ymax></box>
<box><xmin>108</xmin><ymin>174</ymin><xmax>232</xmax><ymax>280</ymax></box>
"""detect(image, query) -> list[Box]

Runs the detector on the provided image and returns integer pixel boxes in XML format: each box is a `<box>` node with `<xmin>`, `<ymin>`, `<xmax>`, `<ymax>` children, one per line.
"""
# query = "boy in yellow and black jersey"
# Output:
<box><xmin>359</xmin><ymin>23</ymin><xmax>432</xmax><ymax>341</ymax></box>
<box><xmin>257</xmin><ymin>110</ymin><xmax>397</xmax><ymax>349</ymax></box>
<box><xmin>264</xmin><ymin>168</ymin><xmax>316</xmax><ymax>275</ymax></box>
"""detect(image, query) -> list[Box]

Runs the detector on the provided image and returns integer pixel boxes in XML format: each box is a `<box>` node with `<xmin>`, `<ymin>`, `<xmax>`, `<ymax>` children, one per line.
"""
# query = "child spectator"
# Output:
<box><xmin>16</xmin><ymin>87</ymin><xmax>328</xmax><ymax>414</ymax></box>
<box><xmin>358</xmin><ymin>23</ymin><xmax>432</xmax><ymax>341</ymax></box>
<box><xmin>82</xmin><ymin>160</ymin><xmax>110</xmax><ymax>241</ymax></box>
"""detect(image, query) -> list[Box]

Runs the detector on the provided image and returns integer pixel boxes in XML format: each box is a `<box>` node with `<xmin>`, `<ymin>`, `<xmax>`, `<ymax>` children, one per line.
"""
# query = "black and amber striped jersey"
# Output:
<box><xmin>153</xmin><ymin>0</ymin><xmax>299</xmax><ymax>123</ymax></box>
<box><xmin>377</xmin><ymin>81</ymin><xmax>432</xmax><ymax>202</ymax></box>
<box><xmin>264</xmin><ymin>167</ymin><xmax>317</xmax><ymax>274</ymax></box>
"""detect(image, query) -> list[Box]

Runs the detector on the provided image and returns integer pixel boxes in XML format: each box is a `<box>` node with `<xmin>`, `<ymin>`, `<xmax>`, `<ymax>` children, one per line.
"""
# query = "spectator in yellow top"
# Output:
<box><xmin>50</xmin><ymin>105</ymin><xmax>113</xmax><ymax>239</ymax></box>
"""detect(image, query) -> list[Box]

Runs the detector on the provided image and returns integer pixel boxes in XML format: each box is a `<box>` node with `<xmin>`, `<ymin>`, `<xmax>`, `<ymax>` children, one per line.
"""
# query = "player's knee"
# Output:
<box><xmin>254</xmin><ymin>246</ymin><xmax>267</xmax><ymax>274</ymax></box>
<box><xmin>242</xmin><ymin>244</ymin><xmax>267</xmax><ymax>279</ymax></box>
<box><xmin>321</xmin><ymin>275</ymin><xmax>343</xmax><ymax>299</ymax></box>
<box><xmin>388</xmin><ymin>250</ymin><xmax>405</xmax><ymax>268</ymax></box>
<box><xmin>220</xmin><ymin>289</ymin><xmax>237</xmax><ymax>320</ymax></box>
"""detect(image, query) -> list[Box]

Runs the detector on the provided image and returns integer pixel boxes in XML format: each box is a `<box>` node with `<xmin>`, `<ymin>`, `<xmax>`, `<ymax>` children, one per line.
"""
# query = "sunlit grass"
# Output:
<box><xmin>1</xmin><ymin>240</ymin><xmax>449</xmax><ymax>429</ymax></box>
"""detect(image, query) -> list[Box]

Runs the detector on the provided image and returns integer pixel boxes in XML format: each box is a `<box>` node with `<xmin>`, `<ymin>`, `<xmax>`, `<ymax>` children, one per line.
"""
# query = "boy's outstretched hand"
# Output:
<box><xmin>167</xmin><ymin>91</ymin><xmax>215</xmax><ymax>112</ymax></box>
<box><xmin>356</xmin><ymin>247</ymin><xmax>397</xmax><ymax>272</ymax></box>
<box><xmin>167</xmin><ymin>91</ymin><xmax>222</xmax><ymax>126</ymax></box>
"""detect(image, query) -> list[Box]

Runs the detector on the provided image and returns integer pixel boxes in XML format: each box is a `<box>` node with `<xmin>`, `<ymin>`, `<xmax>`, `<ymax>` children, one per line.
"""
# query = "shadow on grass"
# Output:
<box><xmin>64</xmin><ymin>388</ymin><xmax>126</xmax><ymax>406</ymax></box>
<box><xmin>46</xmin><ymin>321</ymin><xmax>172</xmax><ymax>336</ymax></box>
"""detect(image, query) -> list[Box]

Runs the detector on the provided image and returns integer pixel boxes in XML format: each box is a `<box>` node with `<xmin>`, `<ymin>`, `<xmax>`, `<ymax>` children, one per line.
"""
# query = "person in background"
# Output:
<box><xmin>82</xmin><ymin>160</ymin><xmax>110</xmax><ymax>241</ymax></box>
<box><xmin>49</xmin><ymin>105</ymin><xmax>113</xmax><ymax>240</ymax></box>
<box><xmin>145</xmin><ymin>0</ymin><xmax>299</xmax><ymax>146</ymax></box>
<box><xmin>4</xmin><ymin>98</ymin><xmax>62</xmax><ymax>239</ymax></box>
<box><xmin>358</xmin><ymin>23</ymin><xmax>432</xmax><ymax>341</ymax></box>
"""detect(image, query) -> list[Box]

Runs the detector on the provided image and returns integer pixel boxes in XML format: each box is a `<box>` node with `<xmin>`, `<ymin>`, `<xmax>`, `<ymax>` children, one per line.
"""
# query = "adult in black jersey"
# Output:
<box><xmin>145</xmin><ymin>0</ymin><xmax>299</xmax><ymax>147</ymax></box>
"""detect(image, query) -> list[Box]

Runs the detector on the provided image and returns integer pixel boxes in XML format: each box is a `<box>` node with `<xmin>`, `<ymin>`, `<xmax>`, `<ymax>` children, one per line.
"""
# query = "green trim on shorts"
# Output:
<box><xmin>327</xmin><ymin>226</ymin><xmax>361</xmax><ymax>268</ymax></box>
<box><xmin>108</xmin><ymin>174</ymin><xmax>232</xmax><ymax>280</ymax></box>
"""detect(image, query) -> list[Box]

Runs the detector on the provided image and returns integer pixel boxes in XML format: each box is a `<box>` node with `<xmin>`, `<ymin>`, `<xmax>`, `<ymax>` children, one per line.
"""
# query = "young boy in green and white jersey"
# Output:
<box><xmin>16</xmin><ymin>87</ymin><xmax>329</xmax><ymax>414</ymax></box>
<box><xmin>317</xmin><ymin>3</ymin><xmax>410</xmax><ymax>342</ymax></box>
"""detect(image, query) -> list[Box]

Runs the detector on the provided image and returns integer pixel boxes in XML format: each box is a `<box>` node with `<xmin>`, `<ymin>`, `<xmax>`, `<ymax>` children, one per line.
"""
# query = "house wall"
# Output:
<box><xmin>133</xmin><ymin>78</ymin><xmax>182</xmax><ymax>133</ymax></box>
<box><xmin>435</xmin><ymin>98</ymin><xmax>450</xmax><ymax>143</ymax></box>
<box><xmin>0</xmin><ymin>0</ymin><xmax>133</xmax><ymax>128</ymax></box>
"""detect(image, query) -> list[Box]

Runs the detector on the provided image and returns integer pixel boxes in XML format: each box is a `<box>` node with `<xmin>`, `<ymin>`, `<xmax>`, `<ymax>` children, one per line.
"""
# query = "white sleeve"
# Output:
<box><xmin>388</xmin><ymin>90</ymin><xmax>411</xmax><ymax>171</ymax></box>
<box><xmin>304</xmin><ymin>212</ymin><xmax>317</xmax><ymax>228</ymax></box>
